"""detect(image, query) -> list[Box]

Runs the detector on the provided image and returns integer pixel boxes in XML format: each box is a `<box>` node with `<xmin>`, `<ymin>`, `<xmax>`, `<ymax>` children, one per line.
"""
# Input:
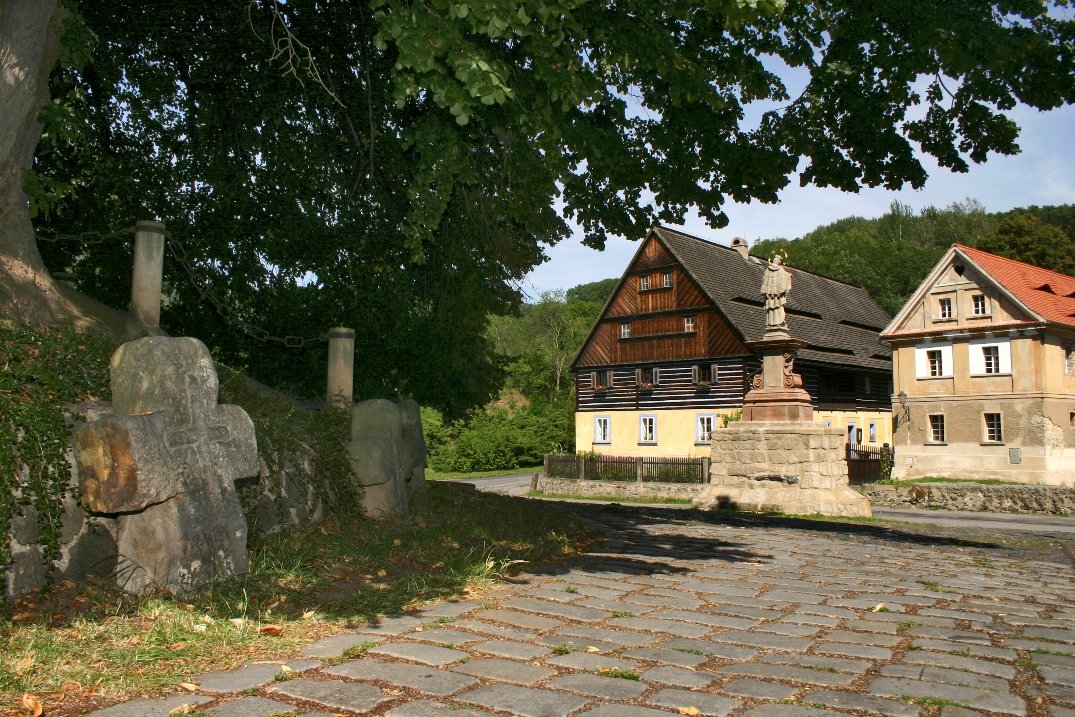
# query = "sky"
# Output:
<box><xmin>522</xmin><ymin>103</ymin><xmax>1075</xmax><ymax>299</ymax></box>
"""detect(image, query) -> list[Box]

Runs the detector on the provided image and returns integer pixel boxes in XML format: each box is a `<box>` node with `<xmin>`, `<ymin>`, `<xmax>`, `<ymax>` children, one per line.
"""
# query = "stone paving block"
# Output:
<box><xmin>472</xmin><ymin>639</ymin><xmax>551</xmax><ymax>660</ymax></box>
<box><xmin>903</xmin><ymin>650</ymin><xmax>1016</xmax><ymax>679</ymax></box>
<box><xmin>458</xmin><ymin>683</ymin><xmax>589</xmax><ymax>717</ymax></box>
<box><xmin>724</xmin><ymin>678</ymin><xmax>799</xmax><ymax>700</ymax></box>
<box><xmin>849</xmin><ymin>620</ymin><xmax>901</xmax><ymax>635</ymax></box>
<box><xmin>577</xmin><ymin>597</ymin><xmax>655</xmax><ymax>614</ymax></box>
<box><xmin>710</xmin><ymin>630</ymin><xmax>812</xmax><ymax>652</ymax></box>
<box><xmin>546</xmin><ymin>652</ymin><xmax>640</xmax><ymax>672</ymax></box>
<box><xmin>370</xmin><ymin>642</ymin><xmax>469</xmax><ymax>665</ymax></box>
<box><xmin>940</xmin><ymin>707</ymin><xmax>988</xmax><ymax>717</ymax></box>
<box><xmin>814</xmin><ymin>642</ymin><xmax>892</xmax><ymax>660</ymax></box>
<box><xmin>547</xmin><ymin>672</ymin><xmax>649</xmax><ymax>700</ymax></box>
<box><xmin>453</xmin><ymin>657</ymin><xmax>555</xmax><ymax>685</ymax></box>
<box><xmin>576</xmin><ymin>705</ymin><xmax>673</xmax><ymax>717</ymax></box>
<box><xmin>206</xmin><ymin>696</ymin><xmax>299</xmax><ymax>717</ymax></box>
<box><xmin>630</xmin><ymin>593</ymin><xmax>707</xmax><ymax>609</ymax></box>
<box><xmin>751</xmin><ymin>622</ymin><xmax>821</xmax><ymax>638</ymax></box>
<box><xmin>763</xmin><ymin>590</ymin><xmax>830</xmax><ymax>604</ymax></box>
<box><xmin>269</xmin><ymin>678</ymin><xmax>392</xmax><ymax>712</ymax></box>
<box><xmin>919</xmin><ymin>608</ymin><xmax>994</xmax><ymax>623</ymax></box>
<box><xmin>538</xmin><ymin>635</ymin><xmax>620</xmax><ymax>652</ymax></box>
<box><xmin>828</xmin><ymin>599</ymin><xmax>907</xmax><ymax>612</ymax></box>
<box><xmin>648</xmin><ymin>608</ymin><xmax>757</xmax><ymax>629</ymax></box>
<box><xmin>707</xmin><ymin>604</ymin><xmax>786</xmax><ymax>620</ymax></box>
<box><xmin>326</xmin><ymin>657</ymin><xmax>478</xmax><ymax>695</ymax></box>
<box><xmin>868</xmin><ymin>676</ymin><xmax>1026</xmax><ymax>716</ymax></box>
<box><xmin>823</xmin><ymin>630</ymin><xmax>903</xmax><ymax>647</ymax></box>
<box><xmin>879</xmin><ymin>664</ymin><xmax>1011</xmax><ymax>692</ymax></box>
<box><xmin>552</xmin><ymin>624</ymin><xmax>659</xmax><ymax>647</ymax></box>
<box><xmin>1025</xmin><ymin>628</ymin><xmax>1075</xmax><ymax>644</ymax></box>
<box><xmin>647</xmin><ymin>687</ymin><xmax>741</xmax><ymax>717</ymax></box>
<box><xmin>609</xmin><ymin>616</ymin><xmax>712</xmax><ymax>638</ymax></box>
<box><xmin>912</xmin><ymin>626</ymin><xmax>993</xmax><ymax>644</ymax></box>
<box><xmin>758</xmin><ymin>652</ymin><xmax>870</xmax><ymax>674</ymax></box>
<box><xmin>412</xmin><ymin>599</ymin><xmax>481</xmax><ymax>619</ymax></box>
<box><xmin>803</xmin><ymin>689</ymin><xmax>919</xmax><ymax>717</ymax></box>
<box><xmin>1040</xmin><ymin>665</ymin><xmax>1075</xmax><ymax>688</ymax></box>
<box><xmin>640</xmin><ymin>665</ymin><xmax>715</xmax><ymax>688</ymax></box>
<box><xmin>452</xmin><ymin>618</ymin><xmax>536</xmax><ymax>641</ymax></box>
<box><xmin>623</xmin><ymin>646</ymin><xmax>709</xmax><ymax>667</ymax></box>
<box><xmin>358</xmin><ymin>614</ymin><xmax>426</xmax><ymax>635</ymax></box>
<box><xmin>385</xmin><ymin>699</ymin><xmax>494</xmax><ymax>717</ymax></box>
<box><xmin>1049</xmin><ymin>706</ymin><xmax>1075</xmax><ymax>717</ymax></box>
<box><xmin>502</xmin><ymin>598</ymin><xmax>609</xmax><ymax>622</ymax></box>
<box><xmin>193</xmin><ymin>663</ymin><xmax>290</xmax><ymax>692</ymax></box>
<box><xmin>475</xmin><ymin>608</ymin><xmax>565</xmax><ymax>631</ymax></box>
<box><xmin>678</xmin><ymin>580</ymin><xmax>758</xmax><ymax>597</ymax></box>
<box><xmin>1009</xmin><ymin>639</ymin><xmax>1075</xmax><ymax>654</ymax></box>
<box><xmin>798</xmin><ymin>605</ymin><xmax>859</xmax><ymax>620</ymax></box>
<box><xmin>662</xmin><ymin>637</ymin><xmax>758</xmax><ymax>660</ymax></box>
<box><xmin>911</xmin><ymin>638</ymin><xmax>1016</xmax><ymax>660</ymax></box>
<box><xmin>85</xmin><ymin>696</ymin><xmax>214</xmax><ymax>717</ymax></box>
<box><xmin>410</xmin><ymin>628</ymin><xmax>485</xmax><ymax>645</ymax></box>
<box><xmin>864</xmin><ymin>612</ymin><xmax>957</xmax><ymax>629</ymax></box>
<box><xmin>718</xmin><ymin>662</ymin><xmax>857</xmax><ymax>687</ymax></box>
<box><xmin>303</xmin><ymin>633</ymin><xmax>384</xmax><ymax>658</ymax></box>
<box><xmin>858</xmin><ymin>593</ymin><xmax>938</xmax><ymax>606</ymax></box>
<box><xmin>562</xmin><ymin>573</ymin><xmax>635</xmax><ymax>592</ymax></box>
<box><xmin>565</xmin><ymin>583</ymin><xmax>626</xmax><ymax>600</ymax></box>
<box><xmin>782</xmin><ymin>613</ymin><xmax>840</xmax><ymax>627</ymax></box>
<box><xmin>1033</xmin><ymin>653</ymin><xmax>1075</xmax><ymax>669</ymax></box>
<box><xmin>527</xmin><ymin>587</ymin><xmax>581</xmax><ymax>602</ymax></box>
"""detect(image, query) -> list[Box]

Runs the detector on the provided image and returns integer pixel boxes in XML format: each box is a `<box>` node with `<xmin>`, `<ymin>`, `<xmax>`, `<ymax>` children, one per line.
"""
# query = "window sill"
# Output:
<box><xmin>916</xmin><ymin>375</ymin><xmax>954</xmax><ymax>380</ymax></box>
<box><xmin>968</xmin><ymin>314</ymin><xmax>992</xmax><ymax>320</ymax></box>
<box><xmin>694</xmin><ymin>441</ymin><xmax>712</xmax><ymax>447</ymax></box>
<box><xmin>980</xmin><ymin>441</ymin><xmax>1005</xmax><ymax>446</ymax></box>
<box><xmin>970</xmin><ymin>373</ymin><xmax>1011</xmax><ymax>378</ymax></box>
<box><xmin>924</xmin><ymin>441</ymin><xmax>948</xmax><ymax>446</ymax></box>
<box><xmin>593</xmin><ymin>441</ymin><xmax>611</xmax><ymax>446</ymax></box>
<box><xmin>638</xmin><ymin>442</ymin><xmax>657</xmax><ymax>446</ymax></box>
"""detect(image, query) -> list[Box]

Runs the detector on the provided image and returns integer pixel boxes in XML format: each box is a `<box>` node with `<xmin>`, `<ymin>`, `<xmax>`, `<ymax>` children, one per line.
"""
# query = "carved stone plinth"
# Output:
<box><xmin>741</xmin><ymin>333</ymin><xmax>813</xmax><ymax>422</ymax></box>
<box><xmin>694</xmin><ymin>421</ymin><xmax>872</xmax><ymax>517</ymax></box>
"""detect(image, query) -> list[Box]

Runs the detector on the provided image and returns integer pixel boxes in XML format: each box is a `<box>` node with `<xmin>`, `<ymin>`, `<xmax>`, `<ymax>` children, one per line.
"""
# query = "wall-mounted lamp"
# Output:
<box><xmin>895</xmin><ymin>390</ymin><xmax>910</xmax><ymax>430</ymax></box>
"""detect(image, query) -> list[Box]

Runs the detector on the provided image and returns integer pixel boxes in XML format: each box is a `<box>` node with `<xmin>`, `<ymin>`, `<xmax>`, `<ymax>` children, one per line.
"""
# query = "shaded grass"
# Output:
<box><xmin>427</xmin><ymin>465</ymin><xmax>543</xmax><ymax>480</ymax></box>
<box><xmin>0</xmin><ymin>484</ymin><xmax>599</xmax><ymax>714</ymax></box>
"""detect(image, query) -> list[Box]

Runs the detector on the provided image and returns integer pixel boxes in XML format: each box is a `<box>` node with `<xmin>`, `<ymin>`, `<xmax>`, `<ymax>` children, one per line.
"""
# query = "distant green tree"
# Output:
<box><xmin>565</xmin><ymin>278</ymin><xmax>619</xmax><ymax>305</ymax></box>
<box><xmin>979</xmin><ymin>211</ymin><xmax>1075</xmax><ymax>276</ymax></box>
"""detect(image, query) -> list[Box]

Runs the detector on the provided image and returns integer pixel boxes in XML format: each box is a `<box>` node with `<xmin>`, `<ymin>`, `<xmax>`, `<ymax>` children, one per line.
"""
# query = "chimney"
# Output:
<box><xmin>730</xmin><ymin>236</ymin><xmax>750</xmax><ymax>260</ymax></box>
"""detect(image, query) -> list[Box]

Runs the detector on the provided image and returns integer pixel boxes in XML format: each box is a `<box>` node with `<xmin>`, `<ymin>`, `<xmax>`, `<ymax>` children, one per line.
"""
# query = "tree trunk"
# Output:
<box><xmin>0</xmin><ymin>0</ymin><xmax>80</xmax><ymax>326</ymax></box>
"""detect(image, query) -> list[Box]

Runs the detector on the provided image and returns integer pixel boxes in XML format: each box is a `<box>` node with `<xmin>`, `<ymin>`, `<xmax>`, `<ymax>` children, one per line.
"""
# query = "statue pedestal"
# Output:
<box><xmin>694</xmin><ymin>421</ymin><xmax>872</xmax><ymax>517</ymax></box>
<box><xmin>741</xmin><ymin>332</ymin><xmax>814</xmax><ymax>422</ymax></box>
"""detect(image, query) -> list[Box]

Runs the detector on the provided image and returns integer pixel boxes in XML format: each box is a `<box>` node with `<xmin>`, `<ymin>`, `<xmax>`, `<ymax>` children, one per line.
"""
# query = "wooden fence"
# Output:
<box><xmin>845</xmin><ymin>443</ymin><xmax>893</xmax><ymax>485</ymax></box>
<box><xmin>545</xmin><ymin>454</ymin><xmax>709</xmax><ymax>484</ymax></box>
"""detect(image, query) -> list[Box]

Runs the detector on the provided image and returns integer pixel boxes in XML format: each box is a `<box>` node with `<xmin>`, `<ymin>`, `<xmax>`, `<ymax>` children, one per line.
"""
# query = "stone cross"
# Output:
<box><xmin>74</xmin><ymin>337</ymin><xmax>258</xmax><ymax>595</ymax></box>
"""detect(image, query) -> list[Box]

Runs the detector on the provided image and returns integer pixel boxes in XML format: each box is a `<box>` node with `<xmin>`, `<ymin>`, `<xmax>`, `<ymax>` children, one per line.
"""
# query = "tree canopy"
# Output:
<box><xmin>9</xmin><ymin>0</ymin><xmax>1075</xmax><ymax>412</ymax></box>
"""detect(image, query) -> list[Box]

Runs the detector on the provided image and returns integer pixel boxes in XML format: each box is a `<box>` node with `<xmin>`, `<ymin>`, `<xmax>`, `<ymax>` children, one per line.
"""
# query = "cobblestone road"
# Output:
<box><xmin>86</xmin><ymin>505</ymin><xmax>1075</xmax><ymax>717</ymax></box>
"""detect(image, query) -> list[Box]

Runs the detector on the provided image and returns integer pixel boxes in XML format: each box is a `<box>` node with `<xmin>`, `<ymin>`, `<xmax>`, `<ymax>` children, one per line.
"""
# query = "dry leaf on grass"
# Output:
<box><xmin>177</xmin><ymin>682</ymin><xmax>199</xmax><ymax>692</ymax></box>
<box><xmin>21</xmin><ymin>693</ymin><xmax>43</xmax><ymax>717</ymax></box>
<box><xmin>259</xmin><ymin>624</ymin><xmax>284</xmax><ymax>636</ymax></box>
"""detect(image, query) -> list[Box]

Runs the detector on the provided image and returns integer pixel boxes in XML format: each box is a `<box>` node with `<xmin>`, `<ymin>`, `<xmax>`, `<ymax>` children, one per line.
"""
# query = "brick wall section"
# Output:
<box><xmin>864</xmin><ymin>483</ymin><xmax>1075</xmax><ymax>516</ymax></box>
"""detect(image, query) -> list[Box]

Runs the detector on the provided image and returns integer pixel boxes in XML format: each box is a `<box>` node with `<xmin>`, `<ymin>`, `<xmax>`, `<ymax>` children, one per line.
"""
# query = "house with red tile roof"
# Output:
<box><xmin>880</xmin><ymin>244</ymin><xmax>1075</xmax><ymax>485</ymax></box>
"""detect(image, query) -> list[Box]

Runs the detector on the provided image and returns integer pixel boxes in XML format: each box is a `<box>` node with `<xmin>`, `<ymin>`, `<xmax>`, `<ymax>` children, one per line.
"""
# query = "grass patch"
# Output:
<box><xmin>527</xmin><ymin>491</ymin><xmax>694</xmax><ymax>505</ymax></box>
<box><xmin>808</xmin><ymin>665</ymin><xmax>839</xmax><ymax>673</ymax></box>
<box><xmin>427</xmin><ymin>465</ymin><xmax>542</xmax><ymax>480</ymax></box>
<box><xmin>610</xmin><ymin>610</ymin><xmax>635</xmax><ymax>618</ymax></box>
<box><xmin>896</xmin><ymin>621</ymin><xmax>919</xmax><ymax>635</ymax></box>
<box><xmin>896</xmin><ymin>696</ymin><xmax>966</xmax><ymax>708</ymax></box>
<box><xmin>948</xmin><ymin>649</ymin><xmax>970</xmax><ymax>657</ymax></box>
<box><xmin>593</xmin><ymin>667</ymin><xmax>640</xmax><ymax>680</ymax></box>
<box><xmin>551</xmin><ymin>644</ymin><xmax>575</xmax><ymax>655</ymax></box>
<box><xmin>916</xmin><ymin>580</ymin><xmax>942</xmax><ymax>591</ymax></box>
<box><xmin>0</xmin><ymin>484</ymin><xmax>598</xmax><ymax>711</ymax></box>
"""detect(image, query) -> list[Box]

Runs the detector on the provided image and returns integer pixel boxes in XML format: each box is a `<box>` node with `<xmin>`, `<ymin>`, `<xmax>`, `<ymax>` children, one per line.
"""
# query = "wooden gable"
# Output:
<box><xmin>573</xmin><ymin>232</ymin><xmax>748</xmax><ymax>368</ymax></box>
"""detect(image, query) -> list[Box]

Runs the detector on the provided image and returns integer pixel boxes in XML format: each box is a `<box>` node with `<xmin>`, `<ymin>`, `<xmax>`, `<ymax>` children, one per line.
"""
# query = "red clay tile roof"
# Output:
<box><xmin>956</xmin><ymin>244</ymin><xmax>1075</xmax><ymax>329</ymax></box>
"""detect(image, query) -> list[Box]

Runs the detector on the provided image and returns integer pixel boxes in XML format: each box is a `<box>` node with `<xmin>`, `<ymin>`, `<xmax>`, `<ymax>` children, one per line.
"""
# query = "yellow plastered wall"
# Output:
<box><xmin>576</xmin><ymin>408</ymin><xmax>894</xmax><ymax>457</ymax></box>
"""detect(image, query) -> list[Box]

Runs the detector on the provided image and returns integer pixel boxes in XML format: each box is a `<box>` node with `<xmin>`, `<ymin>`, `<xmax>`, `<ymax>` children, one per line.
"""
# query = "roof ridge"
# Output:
<box><xmin>956</xmin><ymin>243</ymin><xmax>1075</xmax><ymax>284</ymax></box>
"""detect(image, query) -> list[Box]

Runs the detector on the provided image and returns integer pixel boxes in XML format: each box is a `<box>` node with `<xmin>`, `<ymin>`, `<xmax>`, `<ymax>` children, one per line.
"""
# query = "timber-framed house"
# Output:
<box><xmin>572</xmin><ymin>227</ymin><xmax>893</xmax><ymax>457</ymax></box>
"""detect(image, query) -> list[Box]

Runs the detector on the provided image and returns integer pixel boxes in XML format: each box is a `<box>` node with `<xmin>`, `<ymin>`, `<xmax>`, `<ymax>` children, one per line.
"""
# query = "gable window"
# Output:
<box><xmin>938</xmin><ymin>297</ymin><xmax>953</xmax><ymax>320</ymax></box>
<box><xmin>594</xmin><ymin>416</ymin><xmax>611</xmax><ymax>444</ymax></box>
<box><xmin>696</xmin><ymin>414</ymin><xmax>715</xmax><ymax>444</ymax></box>
<box><xmin>684</xmin><ymin>315</ymin><xmax>696</xmax><ymax>332</ymax></box>
<box><xmin>639</xmin><ymin>276</ymin><xmax>650</xmax><ymax>291</ymax></box>
<box><xmin>928</xmin><ymin>414</ymin><xmax>946</xmax><ymax>443</ymax></box>
<box><xmin>662</xmin><ymin>271</ymin><xmax>672</xmax><ymax>288</ymax></box>
<box><xmin>983</xmin><ymin>413</ymin><xmax>1003</xmax><ymax>443</ymax></box>
<box><xmin>591</xmin><ymin>370</ymin><xmax>611</xmax><ymax>391</ymax></box>
<box><xmin>639</xmin><ymin>415</ymin><xmax>657</xmax><ymax>444</ymax></box>
<box><xmin>620</xmin><ymin>323</ymin><xmax>631</xmax><ymax>339</ymax></box>
<box><xmin>927</xmin><ymin>350</ymin><xmax>944</xmax><ymax>377</ymax></box>
<box><xmin>971</xmin><ymin>294</ymin><xmax>989</xmax><ymax>316</ymax></box>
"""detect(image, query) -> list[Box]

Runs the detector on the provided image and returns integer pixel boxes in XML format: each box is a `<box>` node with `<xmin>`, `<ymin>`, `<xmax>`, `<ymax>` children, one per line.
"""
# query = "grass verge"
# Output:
<box><xmin>427</xmin><ymin>465</ymin><xmax>543</xmax><ymax>480</ymax></box>
<box><xmin>0</xmin><ymin>484</ymin><xmax>599</xmax><ymax>715</ymax></box>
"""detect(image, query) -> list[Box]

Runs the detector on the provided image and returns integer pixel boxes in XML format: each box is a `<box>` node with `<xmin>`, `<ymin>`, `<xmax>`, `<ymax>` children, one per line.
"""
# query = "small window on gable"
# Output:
<box><xmin>639</xmin><ymin>276</ymin><xmax>650</xmax><ymax>291</ymax></box>
<box><xmin>662</xmin><ymin>271</ymin><xmax>672</xmax><ymax>288</ymax></box>
<box><xmin>938</xmin><ymin>297</ymin><xmax>953</xmax><ymax>320</ymax></box>
<box><xmin>684</xmin><ymin>315</ymin><xmax>695</xmax><ymax>332</ymax></box>
<box><xmin>971</xmin><ymin>294</ymin><xmax>989</xmax><ymax>316</ymax></box>
<box><xmin>620</xmin><ymin>322</ymin><xmax>631</xmax><ymax>339</ymax></box>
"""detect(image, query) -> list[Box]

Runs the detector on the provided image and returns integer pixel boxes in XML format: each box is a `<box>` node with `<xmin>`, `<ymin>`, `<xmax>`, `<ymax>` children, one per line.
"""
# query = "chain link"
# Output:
<box><xmin>36</xmin><ymin>223</ymin><xmax>328</xmax><ymax>348</ymax></box>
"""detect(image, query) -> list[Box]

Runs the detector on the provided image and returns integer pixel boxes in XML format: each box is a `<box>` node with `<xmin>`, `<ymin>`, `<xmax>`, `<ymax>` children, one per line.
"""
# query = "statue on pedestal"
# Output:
<box><xmin>761</xmin><ymin>254</ymin><xmax>791</xmax><ymax>331</ymax></box>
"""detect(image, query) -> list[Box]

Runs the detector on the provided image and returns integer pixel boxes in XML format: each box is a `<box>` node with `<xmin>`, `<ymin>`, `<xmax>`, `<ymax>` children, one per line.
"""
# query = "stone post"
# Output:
<box><xmin>327</xmin><ymin>327</ymin><xmax>356</xmax><ymax>409</ymax></box>
<box><xmin>130</xmin><ymin>220</ymin><xmax>167</xmax><ymax>329</ymax></box>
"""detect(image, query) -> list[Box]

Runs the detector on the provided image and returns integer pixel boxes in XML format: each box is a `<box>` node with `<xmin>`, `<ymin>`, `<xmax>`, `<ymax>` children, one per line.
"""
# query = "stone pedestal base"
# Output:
<box><xmin>741</xmin><ymin>387</ymin><xmax>814</xmax><ymax>422</ymax></box>
<box><xmin>694</xmin><ymin>421</ymin><xmax>871</xmax><ymax>517</ymax></box>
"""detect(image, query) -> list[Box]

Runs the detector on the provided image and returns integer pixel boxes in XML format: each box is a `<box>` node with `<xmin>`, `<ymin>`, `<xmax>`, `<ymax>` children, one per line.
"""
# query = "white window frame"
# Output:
<box><xmin>928</xmin><ymin>350</ymin><xmax>944</xmax><ymax>377</ymax></box>
<box><xmin>915</xmin><ymin>342</ymin><xmax>953</xmax><ymax>378</ymax></box>
<box><xmin>928</xmin><ymin>414</ymin><xmax>946</xmax><ymax>444</ymax></box>
<box><xmin>868</xmin><ymin>422</ymin><xmax>877</xmax><ymax>443</ymax></box>
<box><xmin>684</xmin><ymin>315</ymin><xmax>695</xmax><ymax>332</ymax></box>
<box><xmin>620</xmin><ymin>322</ymin><xmax>631</xmax><ymax>339</ymax></box>
<box><xmin>983</xmin><ymin>412</ymin><xmax>1003</xmax><ymax>443</ymax></box>
<box><xmin>971</xmin><ymin>293</ymin><xmax>989</xmax><ymax>316</ymax></box>
<box><xmin>938</xmin><ymin>297</ymin><xmax>953</xmax><ymax>320</ymax></box>
<box><xmin>594</xmin><ymin>416</ymin><xmax>611</xmax><ymax>444</ymax></box>
<box><xmin>969</xmin><ymin>338</ymin><xmax>1011</xmax><ymax>376</ymax></box>
<box><xmin>639</xmin><ymin>276</ymin><xmax>650</xmax><ymax>291</ymax></box>
<box><xmin>639</xmin><ymin>415</ymin><xmax>657</xmax><ymax>444</ymax></box>
<box><xmin>696</xmin><ymin>414</ymin><xmax>715</xmax><ymax>444</ymax></box>
<box><xmin>662</xmin><ymin>271</ymin><xmax>672</xmax><ymax>288</ymax></box>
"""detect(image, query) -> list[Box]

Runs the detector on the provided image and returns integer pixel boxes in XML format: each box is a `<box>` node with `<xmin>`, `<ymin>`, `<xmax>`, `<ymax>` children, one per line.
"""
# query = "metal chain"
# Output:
<box><xmin>166</xmin><ymin>232</ymin><xmax>329</xmax><ymax>348</ymax></box>
<box><xmin>35</xmin><ymin>224</ymin><xmax>328</xmax><ymax>348</ymax></box>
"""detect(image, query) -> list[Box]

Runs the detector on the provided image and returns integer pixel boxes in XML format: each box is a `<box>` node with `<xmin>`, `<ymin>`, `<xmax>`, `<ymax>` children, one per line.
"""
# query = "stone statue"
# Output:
<box><xmin>761</xmin><ymin>254</ymin><xmax>791</xmax><ymax>330</ymax></box>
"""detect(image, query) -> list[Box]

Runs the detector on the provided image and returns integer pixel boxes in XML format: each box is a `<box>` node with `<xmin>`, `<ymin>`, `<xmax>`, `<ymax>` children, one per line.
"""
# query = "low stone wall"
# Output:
<box><xmin>863</xmin><ymin>483</ymin><xmax>1075</xmax><ymax>516</ymax></box>
<box><xmin>538</xmin><ymin>478</ymin><xmax>703</xmax><ymax>501</ymax></box>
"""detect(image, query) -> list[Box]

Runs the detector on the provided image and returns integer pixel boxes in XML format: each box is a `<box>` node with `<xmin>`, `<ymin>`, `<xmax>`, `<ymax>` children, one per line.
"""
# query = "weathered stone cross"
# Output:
<box><xmin>74</xmin><ymin>337</ymin><xmax>258</xmax><ymax>595</ymax></box>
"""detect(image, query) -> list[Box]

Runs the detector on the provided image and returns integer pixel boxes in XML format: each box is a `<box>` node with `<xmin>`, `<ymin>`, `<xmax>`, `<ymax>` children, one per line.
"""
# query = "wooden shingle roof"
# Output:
<box><xmin>652</xmin><ymin>227</ymin><xmax>892</xmax><ymax>371</ymax></box>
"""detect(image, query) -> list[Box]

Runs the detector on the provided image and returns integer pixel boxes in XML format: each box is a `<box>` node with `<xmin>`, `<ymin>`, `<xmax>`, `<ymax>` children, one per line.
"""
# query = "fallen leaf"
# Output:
<box><xmin>178</xmin><ymin>682</ymin><xmax>199</xmax><ymax>692</ymax></box>
<box><xmin>585</xmin><ymin>646</ymin><xmax>601</xmax><ymax>653</ymax></box>
<box><xmin>259</xmin><ymin>624</ymin><xmax>284</xmax><ymax>636</ymax></box>
<box><xmin>301</xmin><ymin>610</ymin><xmax>317</xmax><ymax>620</ymax></box>
<box><xmin>679</xmin><ymin>708</ymin><xmax>701</xmax><ymax>716</ymax></box>
<box><xmin>869</xmin><ymin>603</ymin><xmax>886</xmax><ymax>612</ymax></box>
<box><xmin>279</xmin><ymin>665</ymin><xmax>295</xmax><ymax>675</ymax></box>
<box><xmin>21</xmin><ymin>693</ymin><xmax>43</xmax><ymax>717</ymax></box>
<box><xmin>377</xmin><ymin>569</ymin><xmax>388</xmax><ymax>578</ymax></box>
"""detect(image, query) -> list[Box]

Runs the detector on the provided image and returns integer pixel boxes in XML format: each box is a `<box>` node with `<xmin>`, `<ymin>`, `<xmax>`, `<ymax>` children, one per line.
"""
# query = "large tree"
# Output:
<box><xmin>5</xmin><ymin>0</ymin><xmax>1075</xmax><ymax>409</ymax></box>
